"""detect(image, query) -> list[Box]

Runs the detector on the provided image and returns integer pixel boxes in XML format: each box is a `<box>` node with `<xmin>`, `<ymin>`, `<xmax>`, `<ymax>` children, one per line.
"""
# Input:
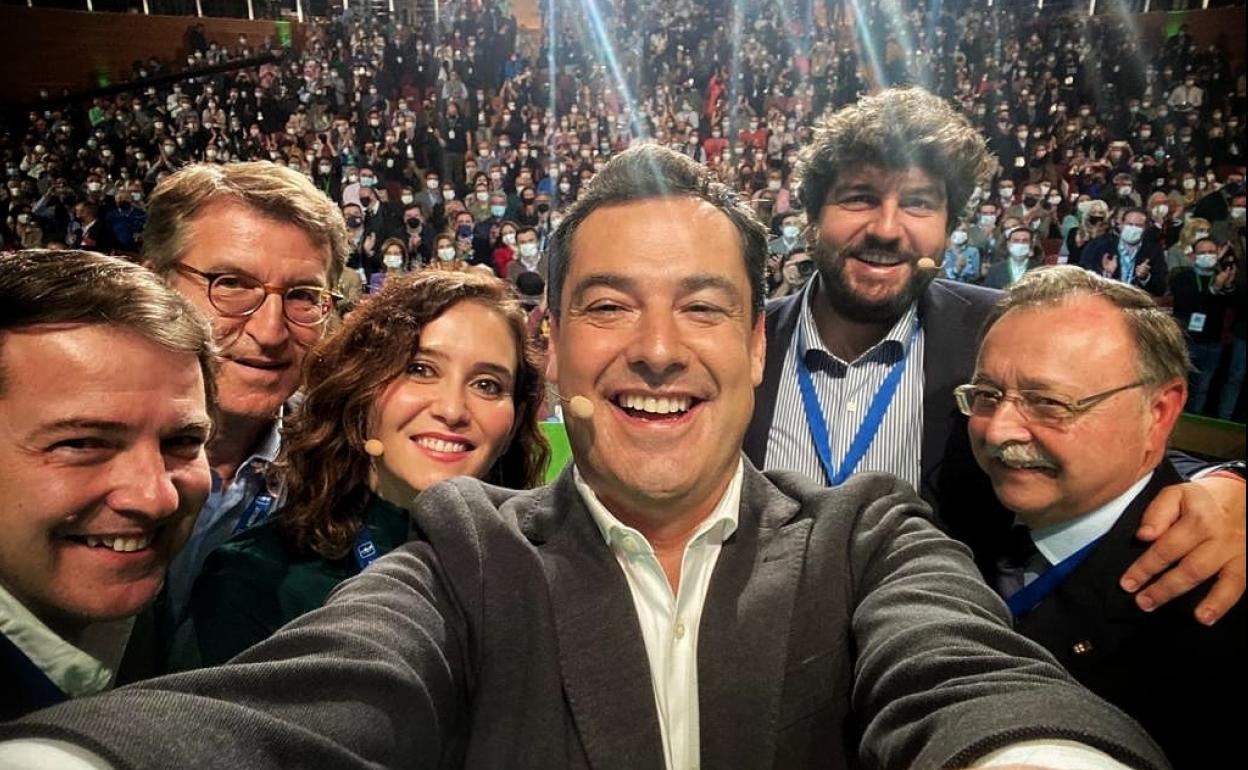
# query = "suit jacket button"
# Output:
<box><xmin>1072</xmin><ymin>640</ymin><xmax>1093</xmax><ymax>655</ymax></box>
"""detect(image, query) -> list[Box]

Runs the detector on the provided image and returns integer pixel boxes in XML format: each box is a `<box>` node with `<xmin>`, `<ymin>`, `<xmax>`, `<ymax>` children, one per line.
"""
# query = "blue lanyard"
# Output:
<box><xmin>795</xmin><ymin>320</ymin><xmax>918</xmax><ymax>487</ymax></box>
<box><xmin>353</xmin><ymin>526</ymin><xmax>380</xmax><ymax>572</ymax></box>
<box><xmin>1007</xmin><ymin>536</ymin><xmax>1103</xmax><ymax>618</ymax></box>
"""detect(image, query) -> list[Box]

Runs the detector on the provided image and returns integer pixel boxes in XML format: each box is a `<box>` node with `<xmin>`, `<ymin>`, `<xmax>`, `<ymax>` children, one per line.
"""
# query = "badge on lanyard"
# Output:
<box><xmin>1188</xmin><ymin>312</ymin><xmax>1207</xmax><ymax>333</ymax></box>
<box><xmin>234</xmin><ymin>493</ymin><xmax>275</xmax><ymax>534</ymax></box>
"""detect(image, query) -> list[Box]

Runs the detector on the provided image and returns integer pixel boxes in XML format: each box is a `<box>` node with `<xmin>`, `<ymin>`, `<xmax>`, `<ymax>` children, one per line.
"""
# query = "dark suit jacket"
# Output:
<box><xmin>744</xmin><ymin>279</ymin><xmax>1014</xmax><ymax>574</ymax></box>
<box><xmin>1</xmin><ymin>466</ymin><xmax>1168</xmax><ymax>770</ymax></box>
<box><xmin>1078</xmin><ymin>233</ymin><xmax>1167</xmax><ymax>295</ymax></box>
<box><xmin>982</xmin><ymin>258</ymin><xmax>1043</xmax><ymax>290</ymax></box>
<box><xmin>1003</xmin><ymin>462</ymin><xmax>1244</xmax><ymax>769</ymax></box>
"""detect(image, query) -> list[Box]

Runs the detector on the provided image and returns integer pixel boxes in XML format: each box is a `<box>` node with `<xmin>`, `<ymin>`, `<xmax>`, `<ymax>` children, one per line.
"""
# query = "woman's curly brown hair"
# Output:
<box><xmin>274</xmin><ymin>268</ymin><xmax>550</xmax><ymax>560</ymax></box>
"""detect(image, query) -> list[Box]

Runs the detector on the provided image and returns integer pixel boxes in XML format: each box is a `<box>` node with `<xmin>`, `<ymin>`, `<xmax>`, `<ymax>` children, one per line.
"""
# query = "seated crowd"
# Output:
<box><xmin>0</xmin><ymin>1</ymin><xmax>1246</xmax><ymax>768</ymax></box>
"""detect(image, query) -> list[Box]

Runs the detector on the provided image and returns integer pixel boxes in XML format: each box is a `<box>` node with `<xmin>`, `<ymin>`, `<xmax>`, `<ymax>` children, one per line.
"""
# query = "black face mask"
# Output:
<box><xmin>1023</xmin><ymin>196</ymin><xmax>1038</xmax><ymax>207</ymax></box>
<box><xmin>405</xmin><ymin>217</ymin><xmax>422</xmax><ymax>229</ymax></box>
<box><xmin>346</xmin><ymin>215</ymin><xmax>363</xmax><ymax>228</ymax></box>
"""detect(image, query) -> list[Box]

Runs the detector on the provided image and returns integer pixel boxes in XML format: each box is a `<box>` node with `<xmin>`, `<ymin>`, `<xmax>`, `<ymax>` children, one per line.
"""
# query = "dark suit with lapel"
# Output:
<box><xmin>1078</xmin><ymin>233</ymin><xmax>1167</xmax><ymax>295</ymax></box>
<box><xmin>2</xmin><ymin>466</ymin><xmax>1168</xmax><ymax>770</ymax></box>
<box><xmin>1006</xmin><ymin>461</ymin><xmax>1244</xmax><ymax>769</ymax></box>
<box><xmin>744</xmin><ymin>279</ymin><xmax>1015</xmax><ymax>574</ymax></box>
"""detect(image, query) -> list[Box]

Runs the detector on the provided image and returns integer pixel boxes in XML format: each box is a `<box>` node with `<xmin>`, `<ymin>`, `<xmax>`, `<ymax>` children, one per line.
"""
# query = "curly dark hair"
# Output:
<box><xmin>798</xmin><ymin>87</ymin><xmax>999</xmax><ymax>232</ymax></box>
<box><xmin>275</xmin><ymin>268</ymin><xmax>550</xmax><ymax>560</ymax></box>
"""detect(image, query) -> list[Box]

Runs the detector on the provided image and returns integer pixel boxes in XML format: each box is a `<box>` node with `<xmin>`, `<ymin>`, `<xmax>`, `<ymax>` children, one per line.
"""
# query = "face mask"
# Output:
<box><xmin>519</xmin><ymin>242</ymin><xmax>539</xmax><ymax>258</ymax></box>
<box><xmin>438</xmin><ymin>246</ymin><xmax>456</xmax><ymax>261</ymax></box>
<box><xmin>1194</xmin><ymin>230</ymin><xmax>1211</xmax><ymax>241</ymax></box>
<box><xmin>132</xmin><ymin>192</ymin><xmax>143</xmax><ymax>203</ymax></box>
<box><xmin>443</xmin><ymin>189</ymin><xmax>456</xmax><ymax>200</ymax></box>
<box><xmin>978</xmin><ymin>214</ymin><xmax>997</xmax><ymax>228</ymax></box>
<box><xmin>1194</xmin><ymin>252</ymin><xmax>1219</xmax><ymax>271</ymax></box>
<box><xmin>1232</xmin><ymin>206</ymin><xmax>1246</xmax><ymax>221</ymax></box>
<box><xmin>1117</xmin><ymin>186</ymin><xmax>1133</xmax><ymax>197</ymax></box>
<box><xmin>999</xmin><ymin>188</ymin><xmax>1014</xmax><ymax>200</ymax></box>
<box><xmin>347</xmin><ymin>173</ymin><xmax>360</xmax><ymax>183</ymax></box>
<box><xmin>1047</xmin><ymin>195</ymin><xmax>1063</xmax><ymax>207</ymax></box>
<box><xmin>502</xmin><ymin>232</ymin><xmax>517</xmax><ymax>246</ymax></box>
<box><xmin>1023</xmin><ymin>196</ymin><xmax>1038</xmax><ymax>208</ymax></box>
<box><xmin>782</xmin><ymin>224</ymin><xmax>800</xmax><ymax>239</ymax></box>
<box><xmin>86</xmin><ymin>181</ymin><xmax>102</xmax><ymax>192</ymax></box>
<box><xmin>360</xmin><ymin>176</ymin><xmax>376</xmax><ymax>188</ymax></box>
<box><xmin>383</xmin><ymin>253</ymin><xmax>404</xmax><ymax>269</ymax></box>
<box><xmin>476</xmin><ymin>191</ymin><xmax>489</xmax><ymax>202</ymax></box>
<box><xmin>457</xmin><ymin>224</ymin><xmax>474</xmax><ymax>239</ymax></box>
<box><xmin>346</xmin><ymin>215</ymin><xmax>363</xmax><ymax>229</ymax></box>
<box><xmin>950</xmin><ymin>230</ymin><xmax>968</xmax><ymax>246</ymax></box>
<box><xmin>559</xmin><ymin>182</ymin><xmax>572</xmax><ymax>193</ymax></box>
<box><xmin>400</xmin><ymin>194</ymin><xmax>415</xmax><ymax>205</ymax></box>
<box><xmin>1008</xmin><ymin>243</ymin><xmax>1031</xmax><ymax>260</ymax></box>
<box><xmin>1119</xmin><ymin>224</ymin><xmax>1144</xmax><ymax>244</ymax></box>
<box><xmin>491</xmin><ymin>205</ymin><xmax>507</xmax><ymax>218</ymax></box>
<box><xmin>1183</xmin><ymin>178</ymin><xmax>1197</xmax><ymax>190</ymax></box>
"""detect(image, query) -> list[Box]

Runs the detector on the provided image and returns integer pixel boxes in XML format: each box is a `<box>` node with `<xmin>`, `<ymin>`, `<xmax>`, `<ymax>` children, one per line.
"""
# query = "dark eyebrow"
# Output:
<box><xmin>569</xmin><ymin>273</ymin><xmax>639</xmax><ymax>307</ymax></box>
<box><xmin>415</xmin><ymin>349</ymin><xmax>516</xmax><ymax>383</ymax></box>
<box><xmin>680</xmin><ymin>274</ymin><xmax>744</xmax><ymax>303</ymax></box>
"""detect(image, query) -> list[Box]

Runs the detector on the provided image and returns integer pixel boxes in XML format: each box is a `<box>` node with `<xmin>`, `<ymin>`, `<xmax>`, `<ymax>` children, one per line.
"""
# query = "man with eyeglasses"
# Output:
<box><xmin>140</xmin><ymin>161</ymin><xmax>347</xmax><ymax>631</ymax></box>
<box><xmin>959</xmin><ymin>266</ymin><xmax>1243</xmax><ymax>768</ymax></box>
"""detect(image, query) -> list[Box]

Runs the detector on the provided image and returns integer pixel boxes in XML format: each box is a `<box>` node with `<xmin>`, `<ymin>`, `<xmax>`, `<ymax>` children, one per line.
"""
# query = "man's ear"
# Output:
<box><xmin>1149</xmin><ymin>378</ymin><xmax>1188</xmax><ymax>452</ymax></box>
<box><xmin>750</xmin><ymin>314</ymin><xmax>766</xmax><ymax>387</ymax></box>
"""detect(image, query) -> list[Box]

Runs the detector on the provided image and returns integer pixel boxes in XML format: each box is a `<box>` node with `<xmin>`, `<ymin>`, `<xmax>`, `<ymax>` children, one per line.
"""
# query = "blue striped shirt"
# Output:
<box><xmin>763</xmin><ymin>280</ymin><xmax>925</xmax><ymax>490</ymax></box>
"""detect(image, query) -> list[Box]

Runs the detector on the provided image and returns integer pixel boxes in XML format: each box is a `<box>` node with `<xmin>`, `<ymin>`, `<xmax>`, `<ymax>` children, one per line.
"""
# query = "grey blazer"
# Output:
<box><xmin>2</xmin><ymin>465</ymin><xmax>1168</xmax><ymax>770</ymax></box>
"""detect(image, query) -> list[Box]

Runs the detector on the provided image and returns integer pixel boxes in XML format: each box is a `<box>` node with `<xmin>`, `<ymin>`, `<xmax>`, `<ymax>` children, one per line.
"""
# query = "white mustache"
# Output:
<box><xmin>991</xmin><ymin>443</ymin><xmax>1059</xmax><ymax>471</ymax></box>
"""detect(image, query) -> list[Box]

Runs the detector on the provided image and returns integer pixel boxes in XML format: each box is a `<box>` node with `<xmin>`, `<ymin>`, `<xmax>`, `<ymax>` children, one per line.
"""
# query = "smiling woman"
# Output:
<box><xmin>168</xmin><ymin>269</ymin><xmax>549</xmax><ymax>670</ymax></box>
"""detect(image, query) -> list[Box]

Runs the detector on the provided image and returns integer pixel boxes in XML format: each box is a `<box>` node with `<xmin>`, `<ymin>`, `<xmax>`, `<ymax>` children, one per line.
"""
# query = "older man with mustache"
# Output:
<box><xmin>961</xmin><ymin>265</ymin><xmax>1244</xmax><ymax>769</ymax></box>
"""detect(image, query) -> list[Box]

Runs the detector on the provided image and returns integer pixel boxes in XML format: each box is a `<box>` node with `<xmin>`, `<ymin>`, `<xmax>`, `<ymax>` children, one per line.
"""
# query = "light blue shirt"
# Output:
<box><xmin>163</xmin><ymin>417</ymin><xmax>283</xmax><ymax>625</ymax></box>
<box><xmin>1031</xmin><ymin>471</ymin><xmax>1155</xmax><ymax>569</ymax></box>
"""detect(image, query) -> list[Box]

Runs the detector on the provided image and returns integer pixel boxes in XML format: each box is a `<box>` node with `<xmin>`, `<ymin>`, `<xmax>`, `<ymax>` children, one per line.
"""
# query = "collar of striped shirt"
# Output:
<box><xmin>796</xmin><ymin>276</ymin><xmax>921</xmax><ymax>369</ymax></box>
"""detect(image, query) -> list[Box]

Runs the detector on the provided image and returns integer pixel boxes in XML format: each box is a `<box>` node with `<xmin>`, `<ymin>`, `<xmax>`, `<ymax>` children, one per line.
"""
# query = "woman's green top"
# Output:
<box><xmin>169</xmin><ymin>495</ymin><xmax>410</xmax><ymax>670</ymax></box>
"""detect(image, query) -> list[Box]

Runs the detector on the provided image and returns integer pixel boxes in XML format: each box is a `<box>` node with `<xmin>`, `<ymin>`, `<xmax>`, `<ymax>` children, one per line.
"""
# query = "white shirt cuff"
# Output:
<box><xmin>0</xmin><ymin>739</ymin><xmax>113</xmax><ymax>770</ymax></box>
<box><xmin>973</xmin><ymin>739</ymin><xmax>1138</xmax><ymax>769</ymax></box>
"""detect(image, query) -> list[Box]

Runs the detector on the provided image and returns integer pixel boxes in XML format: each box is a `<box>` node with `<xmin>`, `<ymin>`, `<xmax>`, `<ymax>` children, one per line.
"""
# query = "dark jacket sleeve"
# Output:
<box><xmin>0</xmin><ymin>540</ymin><xmax>471</xmax><ymax>770</ymax></box>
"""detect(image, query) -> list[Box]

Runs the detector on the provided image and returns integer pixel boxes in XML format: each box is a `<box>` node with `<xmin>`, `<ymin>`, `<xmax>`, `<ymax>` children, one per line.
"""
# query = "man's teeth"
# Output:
<box><xmin>83</xmin><ymin>535</ymin><xmax>152</xmax><ymax>552</ymax></box>
<box><xmin>416</xmin><ymin>437</ymin><xmax>470</xmax><ymax>453</ymax></box>
<box><xmin>855</xmin><ymin>252</ymin><xmax>905</xmax><ymax>266</ymax></box>
<box><xmin>618</xmin><ymin>394</ymin><xmax>692</xmax><ymax>414</ymax></box>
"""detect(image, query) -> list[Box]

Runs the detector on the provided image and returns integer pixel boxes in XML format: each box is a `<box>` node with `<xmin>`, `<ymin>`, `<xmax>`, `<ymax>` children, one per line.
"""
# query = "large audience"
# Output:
<box><xmin>2</xmin><ymin>0</ymin><xmax>1245</xmax><ymax>420</ymax></box>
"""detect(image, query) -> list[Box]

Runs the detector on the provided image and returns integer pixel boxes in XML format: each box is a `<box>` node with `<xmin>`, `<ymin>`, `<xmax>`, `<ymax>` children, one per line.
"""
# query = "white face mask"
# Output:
<box><xmin>400</xmin><ymin>194</ymin><xmax>415</xmax><ymax>205</ymax></box>
<box><xmin>1119</xmin><ymin>223</ymin><xmax>1144</xmax><ymax>245</ymax></box>
<box><xmin>438</xmin><ymin>247</ymin><xmax>456</xmax><ymax>261</ymax></box>
<box><xmin>383</xmin><ymin>253</ymin><xmax>404</xmax><ymax>269</ymax></box>
<box><xmin>950</xmin><ymin>230</ymin><xmax>968</xmax><ymax>246</ymax></box>
<box><xmin>519</xmin><ymin>242</ymin><xmax>539</xmax><ymax>258</ymax></box>
<box><xmin>1194</xmin><ymin>252</ymin><xmax>1219</xmax><ymax>271</ymax></box>
<box><xmin>502</xmin><ymin>232</ymin><xmax>516</xmax><ymax>246</ymax></box>
<box><xmin>1232</xmin><ymin>206</ymin><xmax>1247</xmax><ymax>221</ymax></box>
<box><xmin>782</xmin><ymin>224</ymin><xmax>800</xmax><ymax>240</ymax></box>
<box><xmin>1008</xmin><ymin>242</ymin><xmax>1031</xmax><ymax>260</ymax></box>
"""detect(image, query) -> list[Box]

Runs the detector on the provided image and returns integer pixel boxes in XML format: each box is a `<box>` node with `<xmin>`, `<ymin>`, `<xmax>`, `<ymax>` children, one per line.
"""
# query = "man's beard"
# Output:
<box><xmin>810</xmin><ymin>235</ymin><xmax>936</xmax><ymax>324</ymax></box>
